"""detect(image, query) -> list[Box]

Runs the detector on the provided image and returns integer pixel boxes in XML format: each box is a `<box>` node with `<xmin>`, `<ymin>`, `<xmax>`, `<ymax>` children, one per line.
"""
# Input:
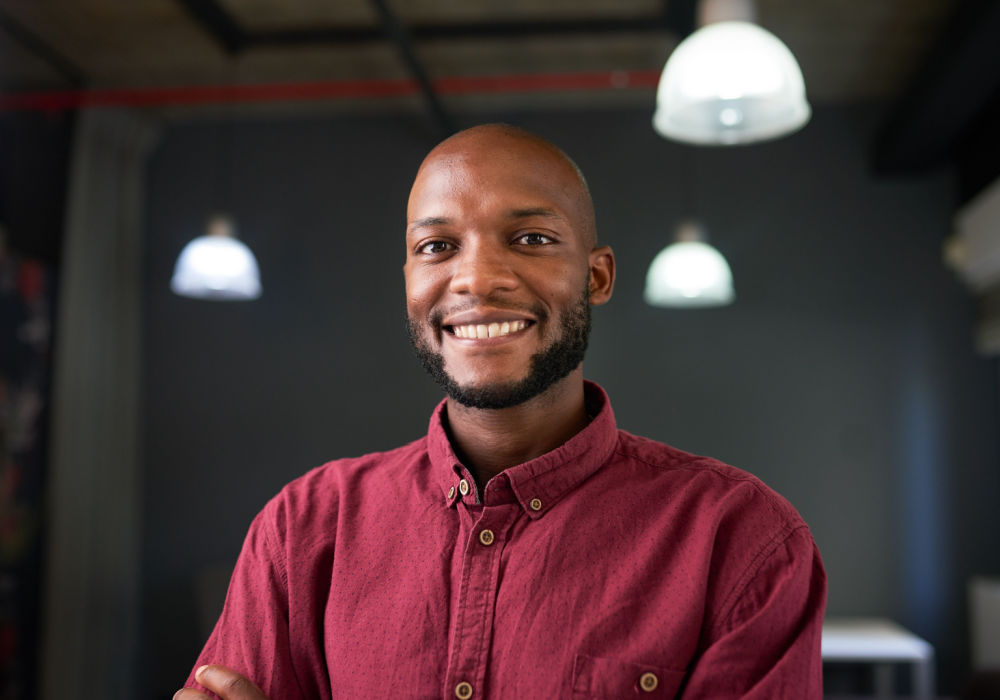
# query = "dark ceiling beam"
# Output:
<box><xmin>394</xmin><ymin>16</ymin><xmax>673</xmax><ymax>41</ymax></box>
<box><xmin>0</xmin><ymin>7</ymin><xmax>86</xmax><ymax>88</ymax></box>
<box><xmin>872</xmin><ymin>0</ymin><xmax>1000</xmax><ymax>180</ymax></box>
<box><xmin>175</xmin><ymin>0</ymin><xmax>677</xmax><ymax>53</ymax></box>
<box><xmin>249</xmin><ymin>17</ymin><xmax>675</xmax><ymax>45</ymax></box>
<box><xmin>214</xmin><ymin>18</ymin><xmax>676</xmax><ymax>47</ymax></box>
<box><xmin>256</xmin><ymin>17</ymin><xmax>678</xmax><ymax>45</ymax></box>
<box><xmin>369</xmin><ymin>0</ymin><xmax>455</xmax><ymax>138</ymax></box>
<box><xmin>174</xmin><ymin>0</ymin><xmax>244</xmax><ymax>54</ymax></box>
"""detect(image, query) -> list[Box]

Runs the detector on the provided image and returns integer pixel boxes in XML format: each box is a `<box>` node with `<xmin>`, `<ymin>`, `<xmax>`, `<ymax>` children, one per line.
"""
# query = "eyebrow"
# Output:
<box><xmin>407</xmin><ymin>216</ymin><xmax>450</xmax><ymax>233</ymax></box>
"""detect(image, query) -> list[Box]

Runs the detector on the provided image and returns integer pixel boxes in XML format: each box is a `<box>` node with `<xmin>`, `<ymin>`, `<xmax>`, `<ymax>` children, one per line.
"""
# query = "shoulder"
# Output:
<box><xmin>256</xmin><ymin>435</ymin><xmax>431</xmax><ymax>534</ymax></box>
<box><xmin>612</xmin><ymin>429</ymin><xmax>807</xmax><ymax>532</ymax></box>
<box><xmin>611</xmin><ymin>431</ymin><xmax>822</xmax><ymax>629</ymax></box>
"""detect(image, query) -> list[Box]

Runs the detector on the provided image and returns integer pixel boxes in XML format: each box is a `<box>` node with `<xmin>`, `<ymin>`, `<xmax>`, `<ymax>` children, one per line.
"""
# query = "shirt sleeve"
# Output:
<box><xmin>183</xmin><ymin>506</ymin><xmax>306</xmax><ymax>700</ymax></box>
<box><xmin>680</xmin><ymin>525</ymin><xmax>827</xmax><ymax>699</ymax></box>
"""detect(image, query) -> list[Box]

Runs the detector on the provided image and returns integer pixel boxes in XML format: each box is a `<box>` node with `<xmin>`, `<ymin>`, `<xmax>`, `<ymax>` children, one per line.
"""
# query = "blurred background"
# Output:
<box><xmin>1</xmin><ymin>0</ymin><xmax>999</xmax><ymax>698</ymax></box>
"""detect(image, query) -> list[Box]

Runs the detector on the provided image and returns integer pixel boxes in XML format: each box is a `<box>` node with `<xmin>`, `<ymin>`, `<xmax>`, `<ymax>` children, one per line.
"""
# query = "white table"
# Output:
<box><xmin>822</xmin><ymin>618</ymin><xmax>935</xmax><ymax>699</ymax></box>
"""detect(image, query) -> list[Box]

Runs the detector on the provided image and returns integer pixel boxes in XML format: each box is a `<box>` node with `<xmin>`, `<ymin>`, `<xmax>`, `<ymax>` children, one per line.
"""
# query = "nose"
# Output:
<box><xmin>448</xmin><ymin>240</ymin><xmax>519</xmax><ymax>297</ymax></box>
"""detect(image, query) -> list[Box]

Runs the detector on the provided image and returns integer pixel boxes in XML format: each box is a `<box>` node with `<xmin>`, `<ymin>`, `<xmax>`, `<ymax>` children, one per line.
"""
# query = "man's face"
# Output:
<box><xmin>403</xmin><ymin>131</ymin><xmax>612</xmax><ymax>409</ymax></box>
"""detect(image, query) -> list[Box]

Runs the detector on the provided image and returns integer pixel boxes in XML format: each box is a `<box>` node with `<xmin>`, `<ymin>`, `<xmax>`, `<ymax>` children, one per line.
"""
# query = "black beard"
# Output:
<box><xmin>406</xmin><ymin>287</ymin><xmax>592</xmax><ymax>410</ymax></box>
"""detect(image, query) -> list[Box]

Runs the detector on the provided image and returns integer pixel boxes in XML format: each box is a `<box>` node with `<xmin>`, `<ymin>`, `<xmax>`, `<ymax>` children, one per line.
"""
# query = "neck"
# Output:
<box><xmin>444</xmin><ymin>370</ymin><xmax>590</xmax><ymax>489</ymax></box>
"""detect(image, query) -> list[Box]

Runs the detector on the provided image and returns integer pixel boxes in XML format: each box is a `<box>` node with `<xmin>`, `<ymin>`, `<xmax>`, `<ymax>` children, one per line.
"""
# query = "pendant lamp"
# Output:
<box><xmin>644</xmin><ymin>219</ymin><xmax>734</xmax><ymax>308</ymax></box>
<box><xmin>653</xmin><ymin>0</ymin><xmax>810</xmax><ymax>145</ymax></box>
<box><xmin>170</xmin><ymin>214</ymin><xmax>262</xmax><ymax>300</ymax></box>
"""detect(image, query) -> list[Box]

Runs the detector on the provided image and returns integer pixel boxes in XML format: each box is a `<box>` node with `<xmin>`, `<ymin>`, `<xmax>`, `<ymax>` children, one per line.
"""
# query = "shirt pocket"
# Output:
<box><xmin>572</xmin><ymin>654</ymin><xmax>687</xmax><ymax>699</ymax></box>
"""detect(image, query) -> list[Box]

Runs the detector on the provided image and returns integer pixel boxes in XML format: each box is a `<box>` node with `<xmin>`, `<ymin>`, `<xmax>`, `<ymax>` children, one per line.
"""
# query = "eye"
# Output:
<box><xmin>514</xmin><ymin>232</ymin><xmax>555</xmax><ymax>246</ymax></box>
<box><xmin>417</xmin><ymin>240</ymin><xmax>453</xmax><ymax>255</ymax></box>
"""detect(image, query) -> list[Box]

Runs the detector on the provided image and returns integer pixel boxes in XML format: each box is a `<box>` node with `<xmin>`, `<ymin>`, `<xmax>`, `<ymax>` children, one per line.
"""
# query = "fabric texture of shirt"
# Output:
<box><xmin>186</xmin><ymin>382</ymin><xmax>826</xmax><ymax>699</ymax></box>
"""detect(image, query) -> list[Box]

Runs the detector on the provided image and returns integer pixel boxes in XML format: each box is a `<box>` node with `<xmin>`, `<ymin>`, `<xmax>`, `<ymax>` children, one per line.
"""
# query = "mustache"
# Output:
<box><xmin>428</xmin><ymin>299</ymin><xmax>548</xmax><ymax>330</ymax></box>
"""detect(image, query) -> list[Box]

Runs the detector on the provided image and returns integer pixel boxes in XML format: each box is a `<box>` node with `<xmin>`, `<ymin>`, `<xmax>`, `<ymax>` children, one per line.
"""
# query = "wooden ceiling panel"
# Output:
<box><xmin>0</xmin><ymin>26</ymin><xmax>68</xmax><ymax>90</ymax></box>
<box><xmin>230</xmin><ymin>44</ymin><xmax>406</xmax><ymax>83</ymax></box>
<box><xmin>1</xmin><ymin>0</ymin><xmax>227</xmax><ymax>87</ymax></box>
<box><xmin>218</xmin><ymin>0</ymin><xmax>378</xmax><ymax>30</ymax></box>
<box><xmin>759</xmin><ymin>0</ymin><xmax>957</xmax><ymax>102</ymax></box>
<box><xmin>417</xmin><ymin>35</ymin><xmax>674</xmax><ymax>79</ymax></box>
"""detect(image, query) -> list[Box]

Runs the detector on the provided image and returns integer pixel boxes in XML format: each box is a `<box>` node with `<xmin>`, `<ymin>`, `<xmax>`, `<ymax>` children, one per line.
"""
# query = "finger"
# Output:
<box><xmin>194</xmin><ymin>665</ymin><xmax>268</xmax><ymax>700</ymax></box>
<box><xmin>173</xmin><ymin>690</ymin><xmax>213</xmax><ymax>700</ymax></box>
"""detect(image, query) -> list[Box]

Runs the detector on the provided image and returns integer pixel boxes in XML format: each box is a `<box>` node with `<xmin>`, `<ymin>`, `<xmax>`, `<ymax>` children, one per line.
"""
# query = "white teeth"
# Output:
<box><xmin>451</xmin><ymin>320</ymin><xmax>527</xmax><ymax>339</ymax></box>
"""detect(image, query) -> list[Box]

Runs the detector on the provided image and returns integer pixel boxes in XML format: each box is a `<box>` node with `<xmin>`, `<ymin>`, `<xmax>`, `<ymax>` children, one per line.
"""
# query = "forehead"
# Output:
<box><xmin>407</xmin><ymin>137</ymin><xmax>585</xmax><ymax>227</ymax></box>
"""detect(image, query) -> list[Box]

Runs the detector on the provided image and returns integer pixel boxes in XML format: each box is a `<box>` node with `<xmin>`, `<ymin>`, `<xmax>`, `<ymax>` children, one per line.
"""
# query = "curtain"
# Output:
<box><xmin>40</xmin><ymin>108</ymin><xmax>159</xmax><ymax>700</ymax></box>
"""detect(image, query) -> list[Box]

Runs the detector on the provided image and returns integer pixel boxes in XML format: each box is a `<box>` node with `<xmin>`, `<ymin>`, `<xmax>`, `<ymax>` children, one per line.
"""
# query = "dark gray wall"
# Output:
<box><xmin>141</xmin><ymin>105</ymin><xmax>999</xmax><ymax>697</ymax></box>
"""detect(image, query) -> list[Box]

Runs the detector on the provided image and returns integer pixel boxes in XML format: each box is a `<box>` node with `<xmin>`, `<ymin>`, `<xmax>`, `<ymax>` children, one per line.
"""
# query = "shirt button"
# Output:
<box><xmin>458</xmin><ymin>479</ymin><xmax>470</xmax><ymax>496</ymax></box>
<box><xmin>529</xmin><ymin>497</ymin><xmax>542</xmax><ymax>511</ymax></box>
<box><xmin>447</xmin><ymin>486</ymin><xmax>455</xmax><ymax>499</ymax></box>
<box><xmin>479</xmin><ymin>529</ymin><xmax>495</xmax><ymax>546</ymax></box>
<box><xmin>639</xmin><ymin>672</ymin><xmax>658</xmax><ymax>692</ymax></box>
<box><xmin>455</xmin><ymin>681</ymin><xmax>473</xmax><ymax>698</ymax></box>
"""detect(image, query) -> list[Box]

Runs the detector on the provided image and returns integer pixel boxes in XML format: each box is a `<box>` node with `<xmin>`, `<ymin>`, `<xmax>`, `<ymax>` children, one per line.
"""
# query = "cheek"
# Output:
<box><xmin>404</xmin><ymin>267</ymin><xmax>445</xmax><ymax>315</ymax></box>
<box><xmin>533</xmin><ymin>271</ymin><xmax>586</xmax><ymax>307</ymax></box>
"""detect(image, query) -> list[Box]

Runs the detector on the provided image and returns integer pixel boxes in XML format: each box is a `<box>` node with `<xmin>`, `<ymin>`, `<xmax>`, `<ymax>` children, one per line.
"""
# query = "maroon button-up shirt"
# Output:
<box><xmin>186</xmin><ymin>383</ymin><xmax>825</xmax><ymax>698</ymax></box>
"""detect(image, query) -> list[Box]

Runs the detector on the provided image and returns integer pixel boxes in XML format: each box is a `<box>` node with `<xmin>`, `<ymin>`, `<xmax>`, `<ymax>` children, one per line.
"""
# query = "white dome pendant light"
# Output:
<box><xmin>653</xmin><ymin>0</ymin><xmax>810</xmax><ymax>145</ymax></box>
<box><xmin>171</xmin><ymin>214</ymin><xmax>262</xmax><ymax>300</ymax></box>
<box><xmin>644</xmin><ymin>219</ymin><xmax>734</xmax><ymax>308</ymax></box>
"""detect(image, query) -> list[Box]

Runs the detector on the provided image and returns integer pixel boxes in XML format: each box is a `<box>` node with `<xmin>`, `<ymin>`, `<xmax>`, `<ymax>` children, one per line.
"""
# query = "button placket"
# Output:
<box><xmin>443</xmin><ymin>504</ymin><xmax>519</xmax><ymax>700</ymax></box>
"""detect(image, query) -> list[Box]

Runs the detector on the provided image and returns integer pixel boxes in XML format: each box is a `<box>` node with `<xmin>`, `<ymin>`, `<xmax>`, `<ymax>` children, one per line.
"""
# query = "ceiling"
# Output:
<box><xmin>0</xmin><ymin>0</ymin><xmax>959</xmax><ymax>100</ymax></box>
<box><xmin>0</xmin><ymin>0</ymin><xmax>998</xmax><ymax>196</ymax></box>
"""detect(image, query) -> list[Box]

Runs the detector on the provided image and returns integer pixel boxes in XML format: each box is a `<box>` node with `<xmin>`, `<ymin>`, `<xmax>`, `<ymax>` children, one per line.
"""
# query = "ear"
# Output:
<box><xmin>587</xmin><ymin>245</ymin><xmax>615</xmax><ymax>306</ymax></box>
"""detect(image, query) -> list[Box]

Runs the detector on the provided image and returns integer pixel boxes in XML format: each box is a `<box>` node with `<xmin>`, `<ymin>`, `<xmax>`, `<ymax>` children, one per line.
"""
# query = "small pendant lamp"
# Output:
<box><xmin>644</xmin><ymin>219</ymin><xmax>734</xmax><ymax>308</ymax></box>
<box><xmin>170</xmin><ymin>214</ymin><xmax>262</xmax><ymax>300</ymax></box>
<box><xmin>653</xmin><ymin>0</ymin><xmax>810</xmax><ymax>145</ymax></box>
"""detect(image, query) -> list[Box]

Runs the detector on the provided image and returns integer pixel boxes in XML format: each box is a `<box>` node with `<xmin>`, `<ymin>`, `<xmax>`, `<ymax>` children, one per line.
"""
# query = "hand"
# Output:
<box><xmin>174</xmin><ymin>665</ymin><xmax>270</xmax><ymax>700</ymax></box>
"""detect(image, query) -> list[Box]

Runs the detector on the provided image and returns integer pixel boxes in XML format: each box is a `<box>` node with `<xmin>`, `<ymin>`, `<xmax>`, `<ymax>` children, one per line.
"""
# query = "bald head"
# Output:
<box><xmin>411</xmin><ymin>124</ymin><xmax>598</xmax><ymax>248</ymax></box>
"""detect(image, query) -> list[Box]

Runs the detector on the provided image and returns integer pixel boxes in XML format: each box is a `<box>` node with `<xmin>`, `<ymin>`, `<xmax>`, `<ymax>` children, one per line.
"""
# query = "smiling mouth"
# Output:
<box><xmin>447</xmin><ymin>320</ymin><xmax>531</xmax><ymax>339</ymax></box>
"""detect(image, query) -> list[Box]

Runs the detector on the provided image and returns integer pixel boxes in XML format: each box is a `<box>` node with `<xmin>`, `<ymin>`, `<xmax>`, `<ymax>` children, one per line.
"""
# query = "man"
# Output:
<box><xmin>176</xmin><ymin>124</ymin><xmax>825</xmax><ymax>700</ymax></box>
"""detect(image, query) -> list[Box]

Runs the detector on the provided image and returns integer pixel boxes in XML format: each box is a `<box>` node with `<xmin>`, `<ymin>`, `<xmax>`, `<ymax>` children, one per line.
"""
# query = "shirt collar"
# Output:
<box><xmin>426</xmin><ymin>381</ymin><xmax>618</xmax><ymax>518</ymax></box>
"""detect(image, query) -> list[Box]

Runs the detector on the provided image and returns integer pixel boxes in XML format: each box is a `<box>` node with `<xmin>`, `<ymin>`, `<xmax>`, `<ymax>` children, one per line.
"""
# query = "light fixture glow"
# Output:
<box><xmin>653</xmin><ymin>0</ymin><xmax>810</xmax><ymax>146</ymax></box>
<box><xmin>644</xmin><ymin>220</ymin><xmax>734</xmax><ymax>308</ymax></box>
<box><xmin>170</xmin><ymin>215</ymin><xmax>262</xmax><ymax>300</ymax></box>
